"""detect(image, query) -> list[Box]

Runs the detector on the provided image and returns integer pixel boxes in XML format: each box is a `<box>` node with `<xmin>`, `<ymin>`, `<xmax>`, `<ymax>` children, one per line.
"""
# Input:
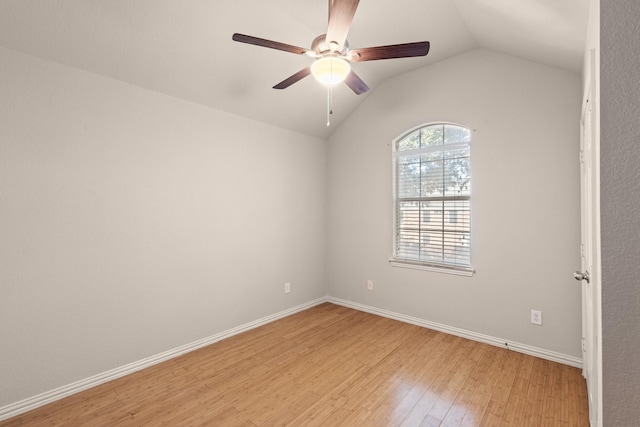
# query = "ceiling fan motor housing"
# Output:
<box><xmin>311</xmin><ymin>34</ymin><xmax>349</xmax><ymax>57</ymax></box>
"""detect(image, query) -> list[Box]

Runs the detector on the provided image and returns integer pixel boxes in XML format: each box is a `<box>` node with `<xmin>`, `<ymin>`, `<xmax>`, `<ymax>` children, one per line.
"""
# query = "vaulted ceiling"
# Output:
<box><xmin>0</xmin><ymin>0</ymin><xmax>588</xmax><ymax>139</ymax></box>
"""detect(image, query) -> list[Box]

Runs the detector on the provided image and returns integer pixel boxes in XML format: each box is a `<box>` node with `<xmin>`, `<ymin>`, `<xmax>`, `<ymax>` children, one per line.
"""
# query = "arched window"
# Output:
<box><xmin>391</xmin><ymin>123</ymin><xmax>473</xmax><ymax>274</ymax></box>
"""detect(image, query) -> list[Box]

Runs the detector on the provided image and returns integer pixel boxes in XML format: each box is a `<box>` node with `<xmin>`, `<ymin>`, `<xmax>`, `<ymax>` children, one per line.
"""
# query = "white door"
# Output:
<box><xmin>577</xmin><ymin>48</ymin><xmax>602</xmax><ymax>427</ymax></box>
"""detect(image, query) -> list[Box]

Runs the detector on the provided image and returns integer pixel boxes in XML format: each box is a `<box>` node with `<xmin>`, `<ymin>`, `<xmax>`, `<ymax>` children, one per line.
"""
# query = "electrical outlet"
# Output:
<box><xmin>367</xmin><ymin>280</ymin><xmax>373</xmax><ymax>291</ymax></box>
<box><xmin>284</xmin><ymin>282</ymin><xmax>291</xmax><ymax>294</ymax></box>
<box><xmin>530</xmin><ymin>309</ymin><xmax>542</xmax><ymax>325</ymax></box>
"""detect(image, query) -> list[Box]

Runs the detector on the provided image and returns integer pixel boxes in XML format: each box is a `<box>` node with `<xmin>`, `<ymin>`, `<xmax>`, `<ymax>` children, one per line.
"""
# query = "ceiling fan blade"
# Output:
<box><xmin>232</xmin><ymin>33</ymin><xmax>309</xmax><ymax>55</ymax></box>
<box><xmin>273</xmin><ymin>67</ymin><xmax>312</xmax><ymax>90</ymax></box>
<box><xmin>326</xmin><ymin>0</ymin><xmax>360</xmax><ymax>51</ymax></box>
<box><xmin>344</xmin><ymin>70</ymin><xmax>369</xmax><ymax>95</ymax></box>
<box><xmin>350</xmin><ymin>41</ymin><xmax>430</xmax><ymax>62</ymax></box>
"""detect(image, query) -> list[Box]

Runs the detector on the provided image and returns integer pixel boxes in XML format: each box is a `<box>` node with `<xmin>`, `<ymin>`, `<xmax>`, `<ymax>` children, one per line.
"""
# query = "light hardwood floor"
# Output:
<box><xmin>1</xmin><ymin>303</ymin><xmax>589</xmax><ymax>426</ymax></box>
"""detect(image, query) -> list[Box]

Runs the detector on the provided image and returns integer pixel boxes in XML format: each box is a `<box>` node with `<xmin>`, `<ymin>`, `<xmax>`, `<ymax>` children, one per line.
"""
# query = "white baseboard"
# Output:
<box><xmin>1</xmin><ymin>296</ymin><xmax>582</xmax><ymax>421</ymax></box>
<box><xmin>0</xmin><ymin>297</ymin><xmax>328</xmax><ymax>422</ymax></box>
<box><xmin>327</xmin><ymin>297</ymin><xmax>583</xmax><ymax>369</ymax></box>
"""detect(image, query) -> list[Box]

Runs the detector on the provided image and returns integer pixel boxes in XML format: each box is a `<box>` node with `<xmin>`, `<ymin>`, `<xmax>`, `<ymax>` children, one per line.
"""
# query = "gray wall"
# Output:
<box><xmin>0</xmin><ymin>42</ymin><xmax>592</xmax><ymax>414</ymax></box>
<box><xmin>601</xmin><ymin>1</ymin><xmax>640</xmax><ymax>424</ymax></box>
<box><xmin>0</xmin><ymin>47</ymin><xmax>327</xmax><ymax>406</ymax></box>
<box><xmin>326</xmin><ymin>49</ymin><xmax>583</xmax><ymax>358</ymax></box>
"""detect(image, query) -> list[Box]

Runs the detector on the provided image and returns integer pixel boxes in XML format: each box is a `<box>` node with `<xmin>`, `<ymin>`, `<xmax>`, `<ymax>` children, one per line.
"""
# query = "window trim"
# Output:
<box><xmin>389</xmin><ymin>259</ymin><xmax>475</xmax><ymax>276</ymax></box>
<box><xmin>390</xmin><ymin>122</ymin><xmax>475</xmax><ymax>276</ymax></box>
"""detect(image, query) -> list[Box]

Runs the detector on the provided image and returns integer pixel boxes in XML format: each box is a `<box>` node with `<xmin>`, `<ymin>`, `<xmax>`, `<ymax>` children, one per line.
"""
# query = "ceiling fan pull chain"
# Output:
<box><xmin>330</xmin><ymin>86</ymin><xmax>334</xmax><ymax>116</ymax></box>
<box><xmin>326</xmin><ymin>86</ymin><xmax>332</xmax><ymax>126</ymax></box>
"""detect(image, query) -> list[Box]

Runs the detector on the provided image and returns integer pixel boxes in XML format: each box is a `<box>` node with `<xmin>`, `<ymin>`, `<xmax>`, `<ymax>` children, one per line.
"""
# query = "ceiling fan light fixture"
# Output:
<box><xmin>311</xmin><ymin>56</ymin><xmax>351</xmax><ymax>86</ymax></box>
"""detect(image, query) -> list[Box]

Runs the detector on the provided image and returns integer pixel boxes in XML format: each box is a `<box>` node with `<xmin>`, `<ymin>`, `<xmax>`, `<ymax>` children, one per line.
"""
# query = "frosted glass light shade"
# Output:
<box><xmin>310</xmin><ymin>57</ymin><xmax>351</xmax><ymax>86</ymax></box>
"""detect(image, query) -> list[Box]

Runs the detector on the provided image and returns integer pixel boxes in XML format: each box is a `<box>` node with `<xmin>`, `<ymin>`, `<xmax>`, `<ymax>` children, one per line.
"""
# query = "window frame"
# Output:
<box><xmin>390</xmin><ymin>122</ymin><xmax>475</xmax><ymax>276</ymax></box>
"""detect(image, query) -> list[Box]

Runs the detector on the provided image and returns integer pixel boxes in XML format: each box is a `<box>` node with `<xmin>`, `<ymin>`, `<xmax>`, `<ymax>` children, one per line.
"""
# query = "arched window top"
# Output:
<box><xmin>395</xmin><ymin>123</ymin><xmax>471</xmax><ymax>152</ymax></box>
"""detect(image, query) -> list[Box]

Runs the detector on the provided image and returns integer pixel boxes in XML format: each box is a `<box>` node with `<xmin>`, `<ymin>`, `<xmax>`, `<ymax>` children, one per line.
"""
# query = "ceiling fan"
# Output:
<box><xmin>232</xmin><ymin>0</ymin><xmax>430</xmax><ymax>123</ymax></box>
<box><xmin>232</xmin><ymin>0</ymin><xmax>430</xmax><ymax>94</ymax></box>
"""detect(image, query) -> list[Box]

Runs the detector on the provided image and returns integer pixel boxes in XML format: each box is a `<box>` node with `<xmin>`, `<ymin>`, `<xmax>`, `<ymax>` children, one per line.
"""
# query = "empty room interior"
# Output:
<box><xmin>1</xmin><ymin>0</ymin><xmax>638</xmax><ymax>426</ymax></box>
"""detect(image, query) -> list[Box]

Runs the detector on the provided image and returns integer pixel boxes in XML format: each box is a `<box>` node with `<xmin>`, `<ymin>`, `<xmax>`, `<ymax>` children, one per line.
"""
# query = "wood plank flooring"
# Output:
<box><xmin>1</xmin><ymin>303</ymin><xmax>589</xmax><ymax>426</ymax></box>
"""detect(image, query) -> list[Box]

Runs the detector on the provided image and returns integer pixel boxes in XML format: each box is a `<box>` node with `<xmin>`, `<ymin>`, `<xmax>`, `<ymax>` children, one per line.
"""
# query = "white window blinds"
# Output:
<box><xmin>393</xmin><ymin>124</ymin><xmax>471</xmax><ymax>271</ymax></box>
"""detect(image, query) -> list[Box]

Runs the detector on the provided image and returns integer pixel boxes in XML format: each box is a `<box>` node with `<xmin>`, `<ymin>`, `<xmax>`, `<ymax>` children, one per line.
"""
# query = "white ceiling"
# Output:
<box><xmin>0</xmin><ymin>0</ymin><xmax>588</xmax><ymax>139</ymax></box>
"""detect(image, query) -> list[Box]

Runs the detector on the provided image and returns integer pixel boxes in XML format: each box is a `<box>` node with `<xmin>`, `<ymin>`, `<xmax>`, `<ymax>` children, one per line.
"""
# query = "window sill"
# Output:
<box><xmin>389</xmin><ymin>259</ymin><xmax>475</xmax><ymax>276</ymax></box>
